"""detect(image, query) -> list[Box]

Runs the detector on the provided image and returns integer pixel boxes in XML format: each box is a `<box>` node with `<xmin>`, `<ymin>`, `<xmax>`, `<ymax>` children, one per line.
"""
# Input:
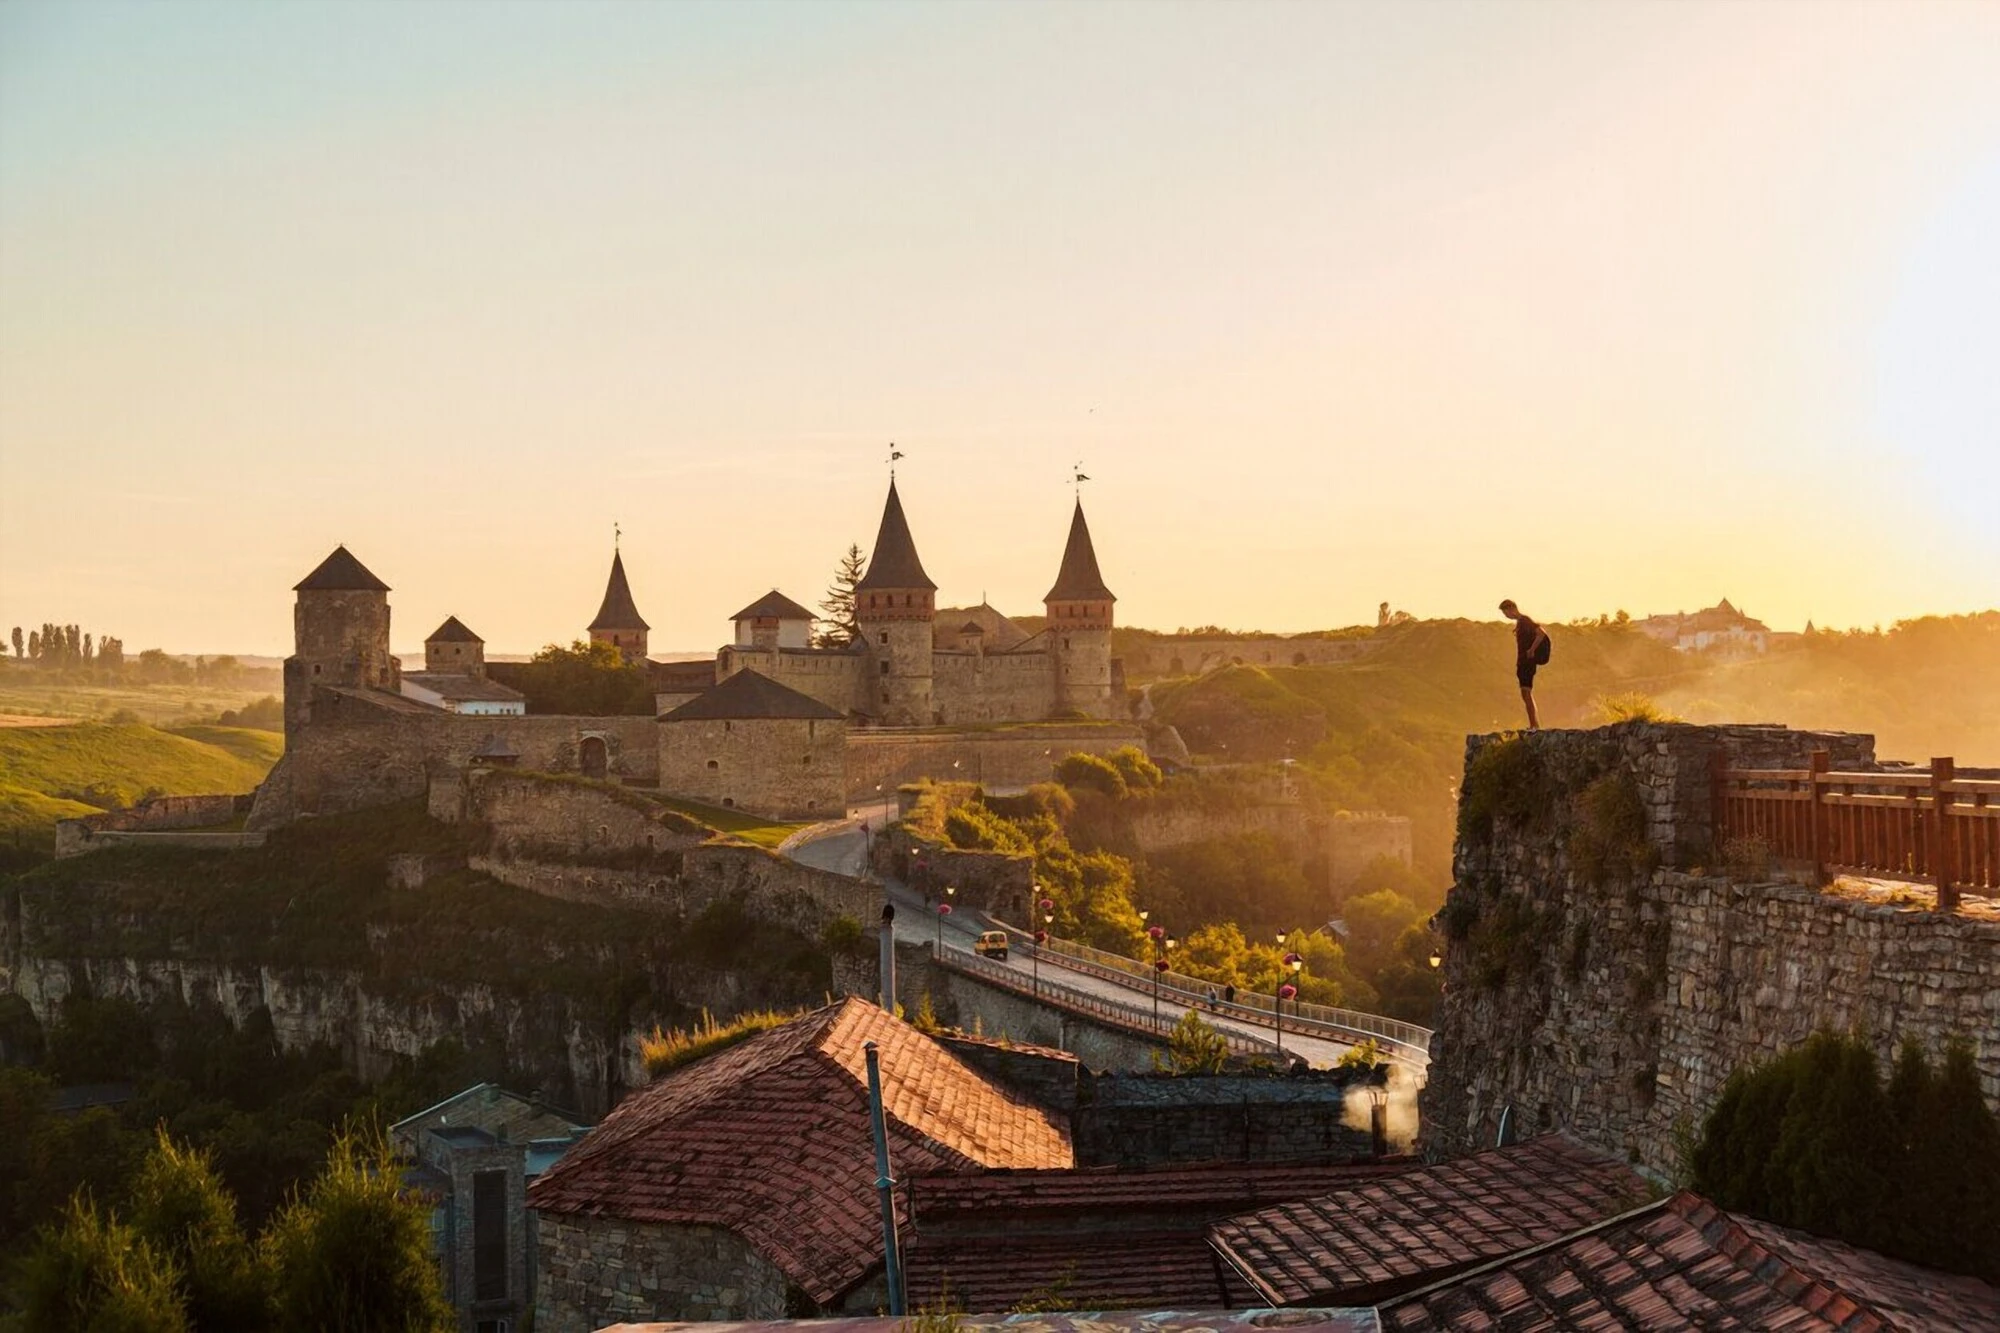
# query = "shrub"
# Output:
<box><xmin>127</xmin><ymin>1130</ymin><xmax>271</xmax><ymax>1331</ymax></box>
<box><xmin>1567</xmin><ymin>773</ymin><xmax>1658</xmax><ymax>887</ymax></box>
<box><xmin>1159</xmin><ymin>1009</ymin><xmax>1228</xmax><ymax>1075</ymax></box>
<box><xmin>14</xmin><ymin>1197</ymin><xmax>191</xmax><ymax>1333</ymax></box>
<box><xmin>1105</xmin><ymin>746</ymin><xmax>1162</xmax><ymax>790</ymax></box>
<box><xmin>640</xmin><ymin>1008</ymin><xmax>801</xmax><ymax>1078</ymax></box>
<box><xmin>1054</xmin><ymin>753</ymin><xmax>1127</xmax><ymax>799</ymax></box>
<box><xmin>1588</xmin><ymin>692</ymin><xmax>1680</xmax><ymax>724</ymax></box>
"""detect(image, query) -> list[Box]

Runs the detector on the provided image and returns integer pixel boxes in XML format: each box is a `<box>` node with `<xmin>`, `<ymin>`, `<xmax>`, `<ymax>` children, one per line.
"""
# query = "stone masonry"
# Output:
<box><xmin>1421</xmin><ymin>722</ymin><xmax>1999</xmax><ymax>1177</ymax></box>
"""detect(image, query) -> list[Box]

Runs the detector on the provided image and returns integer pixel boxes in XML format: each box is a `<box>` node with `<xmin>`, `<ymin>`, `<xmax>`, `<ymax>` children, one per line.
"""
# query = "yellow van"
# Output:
<box><xmin>974</xmin><ymin>930</ymin><xmax>1010</xmax><ymax>961</ymax></box>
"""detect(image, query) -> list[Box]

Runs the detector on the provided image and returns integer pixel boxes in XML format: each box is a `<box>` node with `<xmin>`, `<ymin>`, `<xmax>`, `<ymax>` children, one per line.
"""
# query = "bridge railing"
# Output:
<box><xmin>1715</xmin><ymin>751</ymin><xmax>1999</xmax><ymax>909</ymax></box>
<box><xmin>998</xmin><ymin>928</ymin><xmax>1432</xmax><ymax>1063</ymax></box>
<box><xmin>932</xmin><ymin>944</ymin><xmax>1279</xmax><ymax>1059</ymax></box>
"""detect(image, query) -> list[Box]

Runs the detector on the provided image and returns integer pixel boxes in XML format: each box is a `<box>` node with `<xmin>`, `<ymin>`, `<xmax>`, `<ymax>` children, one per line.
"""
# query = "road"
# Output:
<box><xmin>790</xmin><ymin>808</ymin><xmax>1361</xmax><ymax>1069</ymax></box>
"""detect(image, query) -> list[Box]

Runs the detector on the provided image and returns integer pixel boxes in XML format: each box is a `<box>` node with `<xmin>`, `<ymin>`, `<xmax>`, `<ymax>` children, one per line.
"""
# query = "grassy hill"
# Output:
<box><xmin>0</xmin><ymin>722</ymin><xmax>282</xmax><ymax>854</ymax></box>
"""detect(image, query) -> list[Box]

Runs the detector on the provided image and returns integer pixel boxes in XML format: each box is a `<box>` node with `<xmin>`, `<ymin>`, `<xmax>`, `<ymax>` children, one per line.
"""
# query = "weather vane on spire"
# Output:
<box><xmin>1073</xmin><ymin>462</ymin><xmax>1091</xmax><ymax>498</ymax></box>
<box><xmin>614</xmin><ymin>520</ymin><xmax>621</xmax><ymax>550</ymax></box>
<box><xmin>887</xmin><ymin>442</ymin><xmax>905</xmax><ymax>479</ymax></box>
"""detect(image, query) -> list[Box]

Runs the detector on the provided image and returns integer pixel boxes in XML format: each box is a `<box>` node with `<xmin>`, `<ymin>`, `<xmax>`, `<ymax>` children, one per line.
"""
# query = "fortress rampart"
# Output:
<box><xmin>1421</xmin><ymin>722</ymin><xmax>1999</xmax><ymax>1175</ymax></box>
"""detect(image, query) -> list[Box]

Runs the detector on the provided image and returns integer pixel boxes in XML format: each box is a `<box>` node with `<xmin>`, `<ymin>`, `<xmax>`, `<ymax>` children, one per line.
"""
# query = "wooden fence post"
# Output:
<box><xmin>1806</xmin><ymin>750</ymin><xmax>1830</xmax><ymax>885</ymax></box>
<box><xmin>1932</xmin><ymin>757</ymin><xmax>1958</xmax><ymax>912</ymax></box>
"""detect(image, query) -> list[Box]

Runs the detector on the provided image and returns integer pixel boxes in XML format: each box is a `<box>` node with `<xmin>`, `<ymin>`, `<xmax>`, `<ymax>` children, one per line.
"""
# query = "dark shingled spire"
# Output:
<box><xmin>426</xmin><ymin>615</ymin><xmax>482</xmax><ymax>643</ymax></box>
<box><xmin>854</xmin><ymin>480</ymin><xmax>935</xmax><ymax>592</ymax></box>
<box><xmin>1043</xmin><ymin>501</ymin><xmax>1115</xmax><ymax>603</ymax></box>
<box><xmin>589</xmin><ymin>551</ymin><xmax>650</xmax><ymax>631</ymax></box>
<box><xmin>294</xmin><ymin>545</ymin><xmax>390</xmax><ymax>593</ymax></box>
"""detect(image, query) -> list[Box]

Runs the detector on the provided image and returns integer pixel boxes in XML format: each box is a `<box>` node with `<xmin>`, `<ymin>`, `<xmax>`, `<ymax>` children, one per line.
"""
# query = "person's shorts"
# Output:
<box><xmin>1517</xmin><ymin>660</ymin><xmax>1538</xmax><ymax>689</ymax></box>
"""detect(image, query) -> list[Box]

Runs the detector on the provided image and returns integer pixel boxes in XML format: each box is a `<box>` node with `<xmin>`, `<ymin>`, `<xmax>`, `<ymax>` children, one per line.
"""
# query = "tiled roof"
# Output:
<box><xmin>597</xmin><ymin>1312</ymin><xmax>1379</xmax><ymax>1333</ymax></box>
<box><xmin>1044</xmin><ymin>501</ymin><xmax>1115</xmax><ymax>603</ymax></box>
<box><xmin>660</xmin><ymin>669</ymin><xmax>846</xmax><ymax>722</ymax></box>
<box><xmin>527</xmin><ymin>1000</ymin><xmax>1070</xmax><ymax>1304</ymax></box>
<box><xmin>1209</xmin><ymin>1134</ymin><xmax>1650</xmax><ymax>1306</ymax></box>
<box><xmin>425</xmin><ymin>615</ymin><xmax>482</xmax><ymax>643</ymax></box>
<box><xmin>294</xmin><ymin>544</ymin><xmax>389</xmax><ymax>592</ymax></box>
<box><xmin>732</xmin><ymin>590</ymin><xmax>815</xmax><ymax>621</ymax></box>
<box><xmin>905</xmin><ymin>1159</ymin><xmax>1417</xmax><ymax>1313</ymax></box>
<box><xmin>936</xmin><ymin>604</ymin><xmax>1033</xmax><ymax>651</ymax></box>
<box><xmin>590</xmin><ymin>550</ymin><xmax>650</xmax><ymax>631</ymax></box>
<box><xmin>958</xmin><ymin>621</ymin><xmax>986</xmax><ymax>635</ymax></box>
<box><xmin>1377</xmin><ymin>1192</ymin><xmax>2000</xmax><ymax>1332</ymax></box>
<box><xmin>854</xmin><ymin>480</ymin><xmax>935</xmax><ymax>592</ymax></box>
<box><xmin>401</xmin><ymin>672</ymin><xmax>526</xmax><ymax>703</ymax></box>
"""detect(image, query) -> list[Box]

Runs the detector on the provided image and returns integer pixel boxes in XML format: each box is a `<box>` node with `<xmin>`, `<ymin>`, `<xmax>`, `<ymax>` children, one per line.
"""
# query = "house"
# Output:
<box><xmin>400</xmin><ymin>673</ymin><xmax>527</xmax><ymax>716</ymax></box>
<box><xmin>656</xmin><ymin>669</ymin><xmax>847</xmax><ymax>819</ymax></box>
<box><xmin>1634</xmin><ymin>598</ymin><xmax>1772</xmax><ymax>655</ymax></box>
<box><xmin>1207</xmin><ymin>1135</ymin><xmax>1651</xmax><ymax>1306</ymax></box>
<box><xmin>391</xmin><ymin>1083</ymin><xmax>591</xmax><ymax>1333</ymax></box>
<box><xmin>526</xmin><ymin>998</ymin><xmax>1073</xmax><ymax>1333</ymax></box>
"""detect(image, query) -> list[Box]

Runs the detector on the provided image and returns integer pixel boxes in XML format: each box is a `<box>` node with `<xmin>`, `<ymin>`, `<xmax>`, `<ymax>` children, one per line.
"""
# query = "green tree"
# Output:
<box><xmin>1160</xmin><ymin>1009</ymin><xmax>1228</xmax><ymax>1074</ymax></box>
<box><xmin>127</xmin><ymin>1131</ymin><xmax>271</xmax><ymax>1331</ymax></box>
<box><xmin>1340</xmin><ymin>888</ymin><xmax>1425</xmax><ymax>981</ymax></box>
<box><xmin>263</xmin><ymin>1124</ymin><xmax>451</xmax><ymax>1332</ymax></box>
<box><xmin>12</xmin><ymin>625</ymin><xmax>23</xmax><ymax>658</ymax></box>
<box><xmin>1105</xmin><ymin>746</ymin><xmax>1162</xmax><ymax>790</ymax></box>
<box><xmin>816</xmin><ymin>542</ymin><xmax>866</xmax><ymax>647</ymax></box>
<box><xmin>496</xmin><ymin>639</ymin><xmax>654</xmax><ymax>716</ymax></box>
<box><xmin>14</xmin><ymin>1196</ymin><xmax>191</xmax><ymax>1333</ymax></box>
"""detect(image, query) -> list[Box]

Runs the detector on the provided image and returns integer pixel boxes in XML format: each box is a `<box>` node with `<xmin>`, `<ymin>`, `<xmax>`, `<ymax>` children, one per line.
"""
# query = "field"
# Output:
<box><xmin>0</xmin><ymin>677</ymin><xmax>279</xmax><ymax>727</ymax></box>
<box><xmin>645</xmin><ymin>794</ymin><xmax>805</xmax><ymax>849</ymax></box>
<box><xmin>0</xmin><ymin>721</ymin><xmax>283</xmax><ymax>853</ymax></box>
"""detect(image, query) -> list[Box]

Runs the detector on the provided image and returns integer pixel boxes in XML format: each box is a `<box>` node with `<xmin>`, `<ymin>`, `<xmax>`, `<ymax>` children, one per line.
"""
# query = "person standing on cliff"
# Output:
<box><xmin>1501</xmin><ymin>599</ymin><xmax>1549</xmax><ymax>730</ymax></box>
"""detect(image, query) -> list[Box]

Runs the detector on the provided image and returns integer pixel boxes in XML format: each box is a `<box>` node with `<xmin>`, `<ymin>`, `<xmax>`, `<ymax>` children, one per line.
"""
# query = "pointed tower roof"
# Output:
<box><xmin>294</xmin><ymin>545</ymin><xmax>390</xmax><ymax>593</ymax></box>
<box><xmin>426</xmin><ymin>616</ymin><xmax>482</xmax><ymax>644</ymax></box>
<box><xmin>1043</xmin><ymin>501</ymin><xmax>1115</xmax><ymax>603</ymax></box>
<box><xmin>589</xmin><ymin>551</ymin><xmax>649</xmax><ymax>631</ymax></box>
<box><xmin>854</xmin><ymin>480</ymin><xmax>935</xmax><ymax>592</ymax></box>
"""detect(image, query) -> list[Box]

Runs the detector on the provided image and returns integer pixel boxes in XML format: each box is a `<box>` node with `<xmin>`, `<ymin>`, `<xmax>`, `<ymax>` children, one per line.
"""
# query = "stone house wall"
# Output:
<box><xmin>658</xmin><ymin>715</ymin><xmax>846</xmax><ymax>820</ymax></box>
<box><xmin>535</xmin><ymin>1217</ymin><xmax>794</xmax><ymax>1333</ymax></box>
<box><xmin>1070</xmin><ymin>1071</ymin><xmax>1379</xmax><ymax>1166</ymax></box>
<box><xmin>1420</xmin><ymin>722</ymin><xmax>1996</xmax><ymax>1177</ymax></box>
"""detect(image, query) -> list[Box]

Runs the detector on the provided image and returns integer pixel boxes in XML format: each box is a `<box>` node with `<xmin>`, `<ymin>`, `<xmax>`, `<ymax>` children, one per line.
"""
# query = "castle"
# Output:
<box><xmin>249</xmin><ymin>481</ymin><xmax>1139</xmax><ymax>827</ymax></box>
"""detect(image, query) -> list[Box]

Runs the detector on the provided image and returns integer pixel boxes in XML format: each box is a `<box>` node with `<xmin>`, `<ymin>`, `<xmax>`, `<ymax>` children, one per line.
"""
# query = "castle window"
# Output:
<box><xmin>722</xmin><ymin>798</ymin><xmax>735</xmax><ymax>808</ymax></box>
<box><xmin>802</xmin><ymin>755</ymin><xmax>812</xmax><ymax>765</ymax></box>
<box><xmin>706</xmin><ymin>759</ymin><xmax>719</xmax><ymax>770</ymax></box>
<box><xmin>880</xmin><ymin>632</ymin><xmax>889</xmax><ymax>645</ymax></box>
<box><xmin>904</xmin><ymin>594</ymin><xmax>911</xmax><ymax>607</ymax></box>
<box><xmin>880</xmin><ymin>661</ymin><xmax>890</xmax><ymax>676</ymax></box>
<box><xmin>882</xmin><ymin>690</ymin><xmax>891</xmax><ymax>704</ymax></box>
<box><xmin>1064</xmin><ymin>638</ymin><xmax>1071</xmax><ymax>649</ymax></box>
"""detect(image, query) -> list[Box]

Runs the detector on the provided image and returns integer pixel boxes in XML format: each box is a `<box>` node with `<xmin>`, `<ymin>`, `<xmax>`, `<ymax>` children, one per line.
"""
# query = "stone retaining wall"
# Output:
<box><xmin>1421</xmin><ymin>722</ymin><xmax>1998</xmax><ymax>1176</ymax></box>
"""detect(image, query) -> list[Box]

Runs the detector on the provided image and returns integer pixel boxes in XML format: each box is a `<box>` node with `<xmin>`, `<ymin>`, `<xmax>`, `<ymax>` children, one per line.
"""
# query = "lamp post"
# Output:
<box><xmin>1147</xmin><ymin>924</ymin><xmax>1168</xmax><ymax>1029</ymax></box>
<box><xmin>1034</xmin><ymin>896</ymin><xmax>1054</xmax><ymax>998</ymax></box>
<box><xmin>935</xmin><ymin>885</ymin><xmax>955</xmax><ymax>954</ymax></box>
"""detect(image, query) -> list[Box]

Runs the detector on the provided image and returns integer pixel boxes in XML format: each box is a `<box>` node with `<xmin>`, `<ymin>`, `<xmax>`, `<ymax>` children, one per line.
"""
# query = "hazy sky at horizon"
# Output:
<box><xmin>3</xmin><ymin>0</ymin><xmax>1996</xmax><ymax>656</ymax></box>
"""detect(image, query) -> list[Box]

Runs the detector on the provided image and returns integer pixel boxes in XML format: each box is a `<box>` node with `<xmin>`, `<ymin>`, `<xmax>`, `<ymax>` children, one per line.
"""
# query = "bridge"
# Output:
<box><xmin>787</xmin><ymin>806</ymin><xmax>1432</xmax><ymax>1072</ymax></box>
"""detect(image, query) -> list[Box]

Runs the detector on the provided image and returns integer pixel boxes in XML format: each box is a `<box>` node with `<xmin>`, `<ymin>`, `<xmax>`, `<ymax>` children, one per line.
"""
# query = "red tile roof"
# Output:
<box><xmin>599</xmin><ymin>1312</ymin><xmax>1380</xmax><ymax>1333</ymax></box>
<box><xmin>904</xmin><ymin>1159</ymin><xmax>1417</xmax><ymax>1313</ymax></box>
<box><xmin>527</xmin><ymin>1000</ymin><xmax>1070</xmax><ymax>1305</ymax></box>
<box><xmin>1208</xmin><ymin>1134</ymin><xmax>1651</xmax><ymax>1306</ymax></box>
<box><xmin>1377</xmin><ymin>1192</ymin><xmax>2000</xmax><ymax>1332</ymax></box>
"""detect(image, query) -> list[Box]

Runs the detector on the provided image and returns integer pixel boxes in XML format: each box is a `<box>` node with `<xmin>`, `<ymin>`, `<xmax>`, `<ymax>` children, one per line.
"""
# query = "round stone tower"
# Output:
<box><xmin>285</xmin><ymin>545</ymin><xmax>396</xmax><ymax>734</ymax></box>
<box><xmin>854</xmin><ymin>480</ymin><xmax>937</xmax><ymax>725</ymax></box>
<box><xmin>1044</xmin><ymin>500</ymin><xmax>1116</xmax><ymax>718</ymax></box>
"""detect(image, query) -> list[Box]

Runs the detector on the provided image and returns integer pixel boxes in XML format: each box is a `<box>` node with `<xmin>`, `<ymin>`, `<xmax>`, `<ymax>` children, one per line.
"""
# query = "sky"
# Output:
<box><xmin>2</xmin><ymin>0</ymin><xmax>1996</xmax><ymax>657</ymax></box>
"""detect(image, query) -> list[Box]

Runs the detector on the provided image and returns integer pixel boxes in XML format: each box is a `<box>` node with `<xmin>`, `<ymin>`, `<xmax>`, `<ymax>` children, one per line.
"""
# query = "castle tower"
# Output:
<box><xmin>853</xmin><ymin>480</ymin><xmax>936</xmax><ymax>724</ymax></box>
<box><xmin>588</xmin><ymin>550</ymin><xmax>650</xmax><ymax>663</ymax></box>
<box><xmin>285</xmin><ymin>545</ymin><xmax>396</xmax><ymax>734</ymax></box>
<box><xmin>1044</xmin><ymin>500</ymin><xmax>1116</xmax><ymax>718</ymax></box>
<box><xmin>424</xmin><ymin>616</ymin><xmax>486</xmax><ymax>677</ymax></box>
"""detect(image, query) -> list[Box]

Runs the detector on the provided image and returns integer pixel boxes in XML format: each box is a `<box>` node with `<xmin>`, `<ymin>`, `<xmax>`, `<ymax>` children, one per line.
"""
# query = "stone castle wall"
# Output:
<box><xmin>718</xmin><ymin>646</ymin><xmax>864</xmax><ymax>716</ymax></box>
<box><xmin>1324</xmin><ymin>812</ymin><xmax>1416</xmax><ymax>887</ymax></box>
<box><xmin>933</xmin><ymin>649</ymin><xmax>1059</xmax><ymax>724</ymax></box>
<box><xmin>843</xmin><ymin>724</ymin><xmax>1146</xmax><ymax>800</ymax></box>
<box><xmin>1420</xmin><ymin>723</ymin><xmax>1997</xmax><ymax>1176</ymax></box>
<box><xmin>252</xmin><ymin>689</ymin><xmax>658</xmax><ymax>828</ymax></box>
<box><xmin>1117</xmin><ymin>634</ymin><xmax>1378</xmax><ymax>681</ymax></box>
<box><xmin>659</xmin><ymin>716</ymin><xmax>845</xmax><ymax>819</ymax></box>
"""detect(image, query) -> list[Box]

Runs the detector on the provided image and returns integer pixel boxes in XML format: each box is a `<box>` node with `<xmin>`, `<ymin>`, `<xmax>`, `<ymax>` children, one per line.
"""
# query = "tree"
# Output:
<box><xmin>14</xmin><ymin>1196</ymin><xmax>191</xmax><ymax>1333</ymax></box>
<box><xmin>816</xmin><ymin>542</ymin><xmax>866</xmax><ymax>647</ymax></box>
<box><xmin>263</xmin><ymin>1124</ymin><xmax>451</xmax><ymax>1332</ymax></box>
<box><xmin>1160</xmin><ymin>1009</ymin><xmax>1228</xmax><ymax>1075</ymax></box>
<box><xmin>10</xmin><ymin>626</ymin><xmax>21</xmax><ymax>658</ymax></box>
<box><xmin>28</xmin><ymin>629</ymin><xmax>40</xmax><ymax>660</ymax></box>
<box><xmin>127</xmin><ymin>1131</ymin><xmax>270</xmax><ymax>1331</ymax></box>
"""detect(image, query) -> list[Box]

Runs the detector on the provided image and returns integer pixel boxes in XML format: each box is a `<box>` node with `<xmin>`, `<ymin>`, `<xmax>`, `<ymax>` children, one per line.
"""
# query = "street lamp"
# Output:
<box><xmin>1034</xmin><ymin>896</ymin><xmax>1054</xmax><ymax>997</ymax></box>
<box><xmin>935</xmin><ymin>885</ymin><xmax>955</xmax><ymax>953</ymax></box>
<box><xmin>1148</xmin><ymin>924</ymin><xmax>1168</xmax><ymax>1030</ymax></box>
<box><xmin>1276</xmin><ymin>949</ymin><xmax>1302</xmax><ymax>1062</ymax></box>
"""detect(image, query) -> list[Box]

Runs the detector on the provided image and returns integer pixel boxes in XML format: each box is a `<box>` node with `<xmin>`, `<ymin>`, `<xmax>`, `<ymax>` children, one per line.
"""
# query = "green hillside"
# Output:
<box><xmin>0</xmin><ymin>722</ymin><xmax>281</xmax><ymax>853</ymax></box>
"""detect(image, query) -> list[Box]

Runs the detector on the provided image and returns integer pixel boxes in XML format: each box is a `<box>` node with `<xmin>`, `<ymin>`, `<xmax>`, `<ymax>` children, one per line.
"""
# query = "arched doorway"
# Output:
<box><xmin>579</xmin><ymin>735</ymin><xmax>608</xmax><ymax>781</ymax></box>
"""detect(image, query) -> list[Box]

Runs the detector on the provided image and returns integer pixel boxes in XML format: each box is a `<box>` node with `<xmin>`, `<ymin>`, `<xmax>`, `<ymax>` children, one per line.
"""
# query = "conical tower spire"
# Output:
<box><xmin>588</xmin><ymin>549</ymin><xmax>649</xmax><ymax>662</ymax></box>
<box><xmin>854</xmin><ymin>480</ymin><xmax>935</xmax><ymax>593</ymax></box>
<box><xmin>1044</xmin><ymin>500</ymin><xmax>1115</xmax><ymax>604</ymax></box>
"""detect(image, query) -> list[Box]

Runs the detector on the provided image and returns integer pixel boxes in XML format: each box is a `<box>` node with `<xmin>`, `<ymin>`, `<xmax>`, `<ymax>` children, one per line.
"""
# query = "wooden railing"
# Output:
<box><xmin>1714</xmin><ymin>751</ymin><xmax>1999</xmax><ymax>909</ymax></box>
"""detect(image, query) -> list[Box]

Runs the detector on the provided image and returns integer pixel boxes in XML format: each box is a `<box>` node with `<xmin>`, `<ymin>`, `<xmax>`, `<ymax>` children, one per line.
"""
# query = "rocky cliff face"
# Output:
<box><xmin>1421</xmin><ymin>723</ymin><xmax>1998</xmax><ymax>1175</ymax></box>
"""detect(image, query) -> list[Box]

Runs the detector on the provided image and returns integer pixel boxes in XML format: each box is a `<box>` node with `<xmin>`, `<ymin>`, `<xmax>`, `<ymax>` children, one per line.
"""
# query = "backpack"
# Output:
<box><xmin>1534</xmin><ymin>629</ymin><xmax>1552</xmax><ymax>665</ymax></box>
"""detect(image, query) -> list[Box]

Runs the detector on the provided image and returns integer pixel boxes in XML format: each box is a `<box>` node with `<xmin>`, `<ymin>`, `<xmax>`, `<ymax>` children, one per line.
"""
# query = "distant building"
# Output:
<box><xmin>392</xmin><ymin>1083</ymin><xmax>591</xmax><ymax>1333</ymax></box>
<box><xmin>657</xmin><ymin>669</ymin><xmax>847</xmax><ymax>818</ymax></box>
<box><xmin>1635</xmin><ymin>598</ymin><xmax>1771</xmax><ymax>655</ymax></box>
<box><xmin>587</xmin><ymin>549</ymin><xmax>650</xmax><ymax>663</ymax></box>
